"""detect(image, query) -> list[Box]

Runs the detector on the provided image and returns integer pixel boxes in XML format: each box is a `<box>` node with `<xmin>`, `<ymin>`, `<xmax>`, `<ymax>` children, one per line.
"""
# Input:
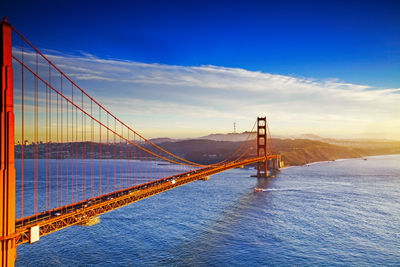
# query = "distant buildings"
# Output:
<box><xmin>15</xmin><ymin>140</ymin><xmax>33</xmax><ymax>146</ymax></box>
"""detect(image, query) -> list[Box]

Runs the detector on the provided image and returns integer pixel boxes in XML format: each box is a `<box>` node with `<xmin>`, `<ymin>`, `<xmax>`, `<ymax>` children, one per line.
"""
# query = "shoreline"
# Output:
<box><xmin>281</xmin><ymin>153</ymin><xmax>400</xmax><ymax>170</ymax></box>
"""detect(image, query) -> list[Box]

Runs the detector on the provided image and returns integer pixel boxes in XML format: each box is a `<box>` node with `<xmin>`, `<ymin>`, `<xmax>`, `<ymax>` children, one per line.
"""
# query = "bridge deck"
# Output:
<box><xmin>15</xmin><ymin>157</ymin><xmax>266</xmax><ymax>245</ymax></box>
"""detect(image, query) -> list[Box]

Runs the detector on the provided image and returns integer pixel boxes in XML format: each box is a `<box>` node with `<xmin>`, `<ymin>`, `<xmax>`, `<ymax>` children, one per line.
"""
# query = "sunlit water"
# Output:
<box><xmin>16</xmin><ymin>155</ymin><xmax>400</xmax><ymax>266</ymax></box>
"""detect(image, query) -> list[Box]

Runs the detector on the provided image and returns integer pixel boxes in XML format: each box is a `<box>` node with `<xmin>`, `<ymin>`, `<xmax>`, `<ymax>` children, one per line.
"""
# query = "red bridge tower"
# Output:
<box><xmin>256</xmin><ymin>117</ymin><xmax>268</xmax><ymax>177</ymax></box>
<box><xmin>1</xmin><ymin>18</ymin><xmax>17</xmax><ymax>266</ymax></box>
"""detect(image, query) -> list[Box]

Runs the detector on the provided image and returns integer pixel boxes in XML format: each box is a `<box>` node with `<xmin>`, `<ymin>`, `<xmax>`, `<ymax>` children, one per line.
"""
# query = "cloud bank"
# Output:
<box><xmin>16</xmin><ymin>50</ymin><xmax>400</xmax><ymax>139</ymax></box>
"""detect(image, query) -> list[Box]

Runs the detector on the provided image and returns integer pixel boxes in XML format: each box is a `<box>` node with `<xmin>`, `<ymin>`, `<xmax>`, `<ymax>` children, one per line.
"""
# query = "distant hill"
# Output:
<box><xmin>198</xmin><ymin>132</ymin><xmax>256</xmax><ymax>142</ymax></box>
<box><xmin>149</xmin><ymin>137</ymin><xmax>177</xmax><ymax>144</ymax></box>
<box><xmin>15</xmin><ymin>136</ymin><xmax>400</xmax><ymax>167</ymax></box>
<box><xmin>155</xmin><ymin>138</ymin><xmax>400</xmax><ymax>166</ymax></box>
<box><xmin>277</xmin><ymin>138</ymin><xmax>400</xmax><ymax>166</ymax></box>
<box><xmin>297</xmin><ymin>133</ymin><xmax>323</xmax><ymax>140</ymax></box>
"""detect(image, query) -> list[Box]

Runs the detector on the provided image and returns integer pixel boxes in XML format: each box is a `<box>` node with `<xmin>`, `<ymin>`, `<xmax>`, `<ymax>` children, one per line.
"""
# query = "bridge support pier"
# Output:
<box><xmin>0</xmin><ymin>18</ymin><xmax>17</xmax><ymax>267</ymax></box>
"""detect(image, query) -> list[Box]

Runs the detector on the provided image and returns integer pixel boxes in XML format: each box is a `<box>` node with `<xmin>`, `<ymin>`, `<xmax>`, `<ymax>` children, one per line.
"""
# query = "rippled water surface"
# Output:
<box><xmin>16</xmin><ymin>155</ymin><xmax>400</xmax><ymax>266</ymax></box>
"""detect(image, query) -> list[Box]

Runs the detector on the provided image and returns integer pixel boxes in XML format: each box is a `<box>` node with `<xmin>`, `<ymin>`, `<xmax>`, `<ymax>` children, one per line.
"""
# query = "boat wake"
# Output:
<box><xmin>254</xmin><ymin>187</ymin><xmax>305</xmax><ymax>192</ymax></box>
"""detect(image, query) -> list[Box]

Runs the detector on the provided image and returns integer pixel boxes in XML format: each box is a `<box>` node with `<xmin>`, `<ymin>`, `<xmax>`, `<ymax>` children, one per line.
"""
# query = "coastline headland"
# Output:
<box><xmin>15</xmin><ymin>137</ymin><xmax>400</xmax><ymax>167</ymax></box>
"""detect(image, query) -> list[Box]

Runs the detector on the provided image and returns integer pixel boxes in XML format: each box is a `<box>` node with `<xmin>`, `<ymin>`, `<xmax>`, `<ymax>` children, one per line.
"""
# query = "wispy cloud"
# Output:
<box><xmin>13</xmin><ymin>50</ymin><xmax>400</xmax><ymax>139</ymax></box>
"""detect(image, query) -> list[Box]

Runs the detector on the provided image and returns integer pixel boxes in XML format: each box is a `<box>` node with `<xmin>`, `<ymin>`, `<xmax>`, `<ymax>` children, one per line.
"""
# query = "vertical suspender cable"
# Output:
<box><xmin>127</xmin><ymin>131</ymin><xmax>130</xmax><ymax>187</ymax></box>
<box><xmin>91</xmin><ymin>100</ymin><xmax>93</xmax><ymax>198</ymax></box>
<box><xmin>81</xmin><ymin>92</ymin><xmax>84</xmax><ymax>200</ymax></box>
<box><xmin>66</xmin><ymin>90</ymin><xmax>69</xmax><ymax>204</ymax></box>
<box><xmin>60</xmin><ymin>75</ymin><xmax>63</xmax><ymax>206</ymax></box>
<box><xmin>107</xmin><ymin>113</ymin><xmax>109</xmax><ymax>193</ymax></box>
<box><xmin>46</xmin><ymin>79</ymin><xmax>48</xmax><ymax>210</ymax></box>
<box><xmin>71</xmin><ymin>84</ymin><xmax>74</xmax><ymax>202</ymax></box>
<box><xmin>49</xmin><ymin>65</ymin><xmax>52</xmax><ymax>209</ymax></box>
<box><xmin>21</xmin><ymin>38</ymin><xmax>24</xmax><ymax>218</ymax></box>
<box><xmin>34</xmin><ymin>52</ymin><xmax>38</xmax><ymax>214</ymax></box>
<box><xmin>75</xmin><ymin>105</ymin><xmax>78</xmax><ymax>201</ymax></box>
<box><xmin>134</xmin><ymin>137</ymin><xmax>136</xmax><ymax>185</ymax></box>
<box><xmin>150</xmin><ymin>147</ymin><xmax>152</xmax><ymax>182</ymax></box>
<box><xmin>99</xmin><ymin>107</ymin><xmax>101</xmax><ymax>195</ymax></box>
<box><xmin>139</xmin><ymin>138</ymin><xmax>141</xmax><ymax>184</ymax></box>
<box><xmin>114</xmin><ymin>119</ymin><xmax>116</xmax><ymax>191</ymax></box>
<box><xmin>84</xmin><ymin>109</ymin><xmax>87</xmax><ymax>200</ymax></box>
<box><xmin>120</xmin><ymin>125</ymin><xmax>122</xmax><ymax>188</ymax></box>
<box><xmin>56</xmin><ymin>78</ymin><xmax>59</xmax><ymax>207</ymax></box>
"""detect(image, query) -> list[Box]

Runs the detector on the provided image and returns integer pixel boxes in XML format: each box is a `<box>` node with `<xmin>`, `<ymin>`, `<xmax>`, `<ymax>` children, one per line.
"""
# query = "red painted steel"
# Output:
<box><xmin>1</xmin><ymin>17</ymin><xmax>17</xmax><ymax>267</ymax></box>
<box><xmin>0</xmin><ymin>19</ymin><xmax>281</xmax><ymax>267</ymax></box>
<box><xmin>256</xmin><ymin>117</ymin><xmax>268</xmax><ymax>177</ymax></box>
<box><xmin>14</xmin><ymin>157</ymin><xmax>265</xmax><ymax>246</ymax></box>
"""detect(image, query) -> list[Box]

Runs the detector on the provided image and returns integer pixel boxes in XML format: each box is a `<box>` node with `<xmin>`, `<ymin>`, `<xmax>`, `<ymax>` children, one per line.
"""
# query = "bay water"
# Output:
<box><xmin>15</xmin><ymin>154</ymin><xmax>400</xmax><ymax>266</ymax></box>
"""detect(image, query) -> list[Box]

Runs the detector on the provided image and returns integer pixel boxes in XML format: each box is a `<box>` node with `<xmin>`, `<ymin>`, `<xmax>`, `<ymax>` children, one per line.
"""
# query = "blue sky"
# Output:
<box><xmin>3</xmin><ymin>0</ymin><xmax>400</xmax><ymax>139</ymax></box>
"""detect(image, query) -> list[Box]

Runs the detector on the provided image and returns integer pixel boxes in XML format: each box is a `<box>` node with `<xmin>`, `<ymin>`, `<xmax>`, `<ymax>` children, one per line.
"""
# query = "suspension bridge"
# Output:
<box><xmin>0</xmin><ymin>18</ymin><xmax>281</xmax><ymax>266</ymax></box>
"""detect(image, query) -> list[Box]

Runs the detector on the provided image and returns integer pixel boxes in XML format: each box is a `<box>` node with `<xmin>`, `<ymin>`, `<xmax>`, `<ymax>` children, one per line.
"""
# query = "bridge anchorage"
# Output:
<box><xmin>0</xmin><ymin>18</ymin><xmax>280</xmax><ymax>266</ymax></box>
